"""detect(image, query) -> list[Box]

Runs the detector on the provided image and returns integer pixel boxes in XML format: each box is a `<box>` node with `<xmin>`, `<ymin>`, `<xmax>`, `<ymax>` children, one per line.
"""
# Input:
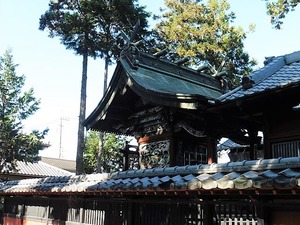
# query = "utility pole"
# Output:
<box><xmin>59</xmin><ymin>117</ymin><xmax>69</xmax><ymax>159</ymax></box>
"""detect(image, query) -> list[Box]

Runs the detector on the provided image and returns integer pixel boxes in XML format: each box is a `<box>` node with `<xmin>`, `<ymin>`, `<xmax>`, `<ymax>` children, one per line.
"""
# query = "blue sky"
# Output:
<box><xmin>0</xmin><ymin>0</ymin><xmax>299</xmax><ymax>160</ymax></box>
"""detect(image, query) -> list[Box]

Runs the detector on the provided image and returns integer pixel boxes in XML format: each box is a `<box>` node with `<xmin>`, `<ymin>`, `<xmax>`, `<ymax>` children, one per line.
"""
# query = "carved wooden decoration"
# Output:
<box><xmin>139</xmin><ymin>140</ymin><xmax>170</xmax><ymax>169</ymax></box>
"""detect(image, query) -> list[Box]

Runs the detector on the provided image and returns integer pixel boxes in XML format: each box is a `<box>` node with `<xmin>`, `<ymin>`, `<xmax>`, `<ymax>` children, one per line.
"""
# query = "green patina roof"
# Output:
<box><xmin>84</xmin><ymin>46</ymin><xmax>223</xmax><ymax>132</ymax></box>
<box><xmin>120</xmin><ymin>47</ymin><xmax>223</xmax><ymax>104</ymax></box>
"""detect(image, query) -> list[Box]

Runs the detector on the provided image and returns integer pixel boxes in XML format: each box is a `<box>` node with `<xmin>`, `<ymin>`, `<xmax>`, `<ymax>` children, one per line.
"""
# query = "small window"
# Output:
<box><xmin>184</xmin><ymin>144</ymin><xmax>207</xmax><ymax>165</ymax></box>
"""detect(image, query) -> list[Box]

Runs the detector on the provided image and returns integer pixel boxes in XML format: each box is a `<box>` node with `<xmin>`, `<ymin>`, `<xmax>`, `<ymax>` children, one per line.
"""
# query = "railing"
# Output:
<box><xmin>220</xmin><ymin>218</ymin><xmax>257</xmax><ymax>225</ymax></box>
<box><xmin>272</xmin><ymin>140</ymin><xmax>300</xmax><ymax>158</ymax></box>
<box><xmin>216</xmin><ymin>202</ymin><xmax>257</xmax><ymax>225</ymax></box>
<box><xmin>184</xmin><ymin>145</ymin><xmax>207</xmax><ymax>165</ymax></box>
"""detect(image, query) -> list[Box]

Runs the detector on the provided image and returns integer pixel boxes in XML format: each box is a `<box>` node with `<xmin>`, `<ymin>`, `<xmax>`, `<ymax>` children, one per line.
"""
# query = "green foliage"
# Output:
<box><xmin>83</xmin><ymin>131</ymin><xmax>124</xmax><ymax>174</ymax></box>
<box><xmin>102</xmin><ymin>133</ymin><xmax>125</xmax><ymax>172</ymax></box>
<box><xmin>40</xmin><ymin>0</ymin><xmax>101</xmax><ymax>174</ymax></box>
<box><xmin>39</xmin><ymin>0</ymin><xmax>100</xmax><ymax>57</ymax></box>
<box><xmin>265</xmin><ymin>0</ymin><xmax>300</xmax><ymax>29</ymax></box>
<box><xmin>40</xmin><ymin>0</ymin><xmax>150</xmax><ymax>174</ymax></box>
<box><xmin>87</xmin><ymin>0</ymin><xmax>151</xmax><ymax>63</ymax></box>
<box><xmin>83</xmin><ymin>130</ymin><xmax>99</xmax><ymax>173</ymax></box>
<box><xmin>40</xmin><ymin>0</ymin><xmax>150</xmax><ymax>62</ymax></box>
<box><xmin>0</xmin><ymin>49</ymin><xmax>48</xmax><ymax>172</ymax></box>
<box><xmin>153</xmin><ymin>0</ymin><xmax>256</xmax><ymax>88</ymax></box>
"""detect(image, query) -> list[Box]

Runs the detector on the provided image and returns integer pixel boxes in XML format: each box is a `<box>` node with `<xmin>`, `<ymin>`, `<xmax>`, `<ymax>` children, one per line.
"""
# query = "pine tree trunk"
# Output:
<box><xmin>76</xmin><ymin>53</ymin><xmax>88</xmax><ymax>175</ymax></box>
<box><xmin>97</xmin><ymin>132</ymin><xmax>104</xmax><ymax>173</ymax></box>
<box><xmin>97</xmin><ymin>55</ymin><xmax>109</xmax><ymax>173</ymax></box>
<box><xmin>103</xmin><ymin>55</ymin><xmax>109</xmax><ymax>95</ymax></box>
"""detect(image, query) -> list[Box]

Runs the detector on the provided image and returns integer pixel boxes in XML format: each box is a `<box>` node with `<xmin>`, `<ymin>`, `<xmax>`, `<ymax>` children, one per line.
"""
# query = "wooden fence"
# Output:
<box><xmin>2</xmin><ymin>196</ymin><xmax>258</xmax><ymax>225</ymax></box>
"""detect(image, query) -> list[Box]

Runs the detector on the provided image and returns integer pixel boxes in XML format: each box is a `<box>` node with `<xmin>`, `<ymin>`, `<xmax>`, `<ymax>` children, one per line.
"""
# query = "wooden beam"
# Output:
<box><xmin>207</xmin><ymin>137</ymin><xmax>217</xmax><ymax>164</ymax></box>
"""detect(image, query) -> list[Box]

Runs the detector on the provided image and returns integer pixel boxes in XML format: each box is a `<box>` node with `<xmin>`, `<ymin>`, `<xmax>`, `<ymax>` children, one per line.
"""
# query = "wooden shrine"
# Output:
<box><xmin>84</xmin><ymin>44</ymin><xmax>226</xmax><ymax>168</ymax></box>
<box><xmin>1</xmin><ymin>47</ymin><xmax>300</xmax><ymax>225</ymax></box>
<box><xmin>84</xmin><ymin>46</ymin><xmax>300</xmax><ymax>169</ymax></box>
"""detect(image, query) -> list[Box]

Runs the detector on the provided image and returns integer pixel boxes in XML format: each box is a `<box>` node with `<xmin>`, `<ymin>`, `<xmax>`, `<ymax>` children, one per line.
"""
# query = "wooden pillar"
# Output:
<box><xmin>169</xmin><ymin>135</ymin><xmax>176</xmax><ymax>166</ymax></box>
<box><xmin>126</xmin><ymin>200</ymin><xmax>133</xmax><ymax>225</ymax></box>
<box><xmin>207</xmin><ymin>137</ymin><xmax>217</xmax><ymax>164</ymax></box>
<box><xmin>263</xmin><ymin>119</ymin><xmax>271</xmax><ymax>159</ymax></box>
<box><xmin>203</xmin><ymin>202</ymin><xmax>217</xmax><ymax>225</ymax></box>
<box><xmin>256</xmin><ymin>204</ymin><xmax>267</xmax><ymax>225</ymax></box>
<box><xmin>46</xmin><ymin>198</ymin><xmax>50</xmax><ymax>224</ymax></box>
<box><xmin>120</xmin><ymin>141</ymin><xmax>138</xmax><ymax>171</ymax></box>
<box><xmin>249</xmin><ymin>129</ymin><xmax>257</xmax><ymax>160</ymax></box>
<box><xmin>123</xmin><ymin>142</ymin><xmax>129</xmax><ymax>171</ymax></box>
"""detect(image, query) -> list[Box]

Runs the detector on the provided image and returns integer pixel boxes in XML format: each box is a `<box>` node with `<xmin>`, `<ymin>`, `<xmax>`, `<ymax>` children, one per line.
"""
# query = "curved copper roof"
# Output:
<box><xmin>83</xmin><ymin>46</ymin><xmax>223</xmax><ymax>131</ymax></box>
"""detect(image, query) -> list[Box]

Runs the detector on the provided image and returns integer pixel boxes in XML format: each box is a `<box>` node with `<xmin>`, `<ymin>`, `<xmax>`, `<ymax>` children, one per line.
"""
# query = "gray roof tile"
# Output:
<box><xmin>187</xmin><ymin>177</ymin><xmax>200</xmax><ymax>190</ymax></box>
<box><xmin>1</xmin><ymin>161</ymin><xmax>73</xmax><ymax>178</ymax></box>
<box><xmin>242</xmin><ymin>171</ymin><xmax>259</xmax><ymax>179</ymax></box>
<box><xmin>2</xmin><ymin>157</ymin><xmax>300</xmax><ymax>195</ymax></box>
<box><xmin>201</xmin><ymin>177</ymin><xmax>218</xmax><ymax>189</ymax></box>
<box><xmin>219</xmin><ymin>50</ymin><xmax>300</xmax><ymax>102</ymax></box>
<box><xmin>40</xmin><ymin>157</ymin><xmax>76</xmax><ymax>173</ymax></box>
<box><xmin>261</xmin><ymin>170</ymin><xmax>278</xmax><ymax>178</ymax></box>
<box><xmin>217</xmin><ymin>177</ymin><xmax>234</xmax><ymax>189</ymax></box>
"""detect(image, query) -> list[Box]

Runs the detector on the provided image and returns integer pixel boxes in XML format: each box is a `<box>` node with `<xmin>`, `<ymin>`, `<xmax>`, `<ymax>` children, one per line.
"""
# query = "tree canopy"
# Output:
<box><xmin>39</xmin><ymin>0</ymin><xmax>100</xmax><ymax>57</ymax></box>
<box><xmin>0</xmin><ymin>49</ymin><xmax>48</xmax><ymax>172</ymax></box>
<box><xmin>39</xmin><ymin>0</ymin><xmax>150</xmax><ymax>91</ymax></box>
<box><xmin>39</xmin><ymin>0</ymin><xmax>101</xmax><ymax>175</ymax></box>
<box><xmin>265</xmin><ymin>0</ymin><xmax>300</xmax><ymax>29</ymax></box>
<box><xmin>40</xmin><ymin>0</ymin><xmax>150</xmax><ymax>174</ymax></box>
<box><xmin>153</xmin><ymin>0</ymin><xmax>256</xmax><ymax>89</ymax></box>
<box><xmin>87</xmin><ymin>0</ymin><xmax>150</xmax><ymax>63</ymax></box>
<box><xmin>84</xmin><ymin>131</ymin><xmax>124</xmax><ymax>173</ymax></box>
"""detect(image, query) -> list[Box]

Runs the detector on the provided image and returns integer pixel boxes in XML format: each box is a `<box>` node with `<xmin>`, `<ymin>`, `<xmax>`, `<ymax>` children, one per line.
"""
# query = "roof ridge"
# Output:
<box><xmin>250</xmin><ymin>56</ymin><xmax>285</xmax><ymax>84</ymax></box>
<box><xmin>218</xmin><ymin>55</ymin><xmax>286</xmax><ymax>102</ymax></box>
<box><xmin>110</xmin><ymin>156</ymin><xmax>300</xmax><ymax>179</ymax></box>
<box><xmin>248</xmin><ymin>49</ymin><xmax>300</xmax><ymax>85</ymax></box>
<box><xmin>2</xmin><ymin>157</ymin><xmax>300</xmax><ymax>194</ymax></box>
<box><xmin>41</xmin><ymin>157</ymin><xmax>75</xmax><ymax>162</ymax></box>
<box><xmin>38</xmin><ymin>161</ymin><xmax>73</xmax><ymax>175</ymax></box>
<box><xmin>284</xmin><ymin>50</ymin><xmax>300</xmax><ymax>64</ymax></box>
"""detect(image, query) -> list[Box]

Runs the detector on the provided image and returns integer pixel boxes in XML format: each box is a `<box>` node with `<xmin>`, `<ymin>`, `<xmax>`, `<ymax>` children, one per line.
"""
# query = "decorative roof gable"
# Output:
<box><xmin>84</xmin><ymin>46</ymin><xmax>223</xmax><ymax>131</ymax></box>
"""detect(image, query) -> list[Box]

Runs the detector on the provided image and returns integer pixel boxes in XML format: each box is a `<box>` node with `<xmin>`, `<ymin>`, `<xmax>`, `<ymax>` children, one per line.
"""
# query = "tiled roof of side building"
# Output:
<box><xmin>1</xmin><ymin>157</ymin><xmax>300</xmax><ymax>196</ymax></box>
<box><xmin>41</xmin><ymin>157</ymin><xmax>76</xmax><ymax>173</ymax></box>
<box><xmin>218</xmin><ymin>50</ymin><xmax>300</xmax><ymax>103</ymax></box>
<box><xmin>1</xmin><ymin>161</ymin><xmax>74</xmax><ymax>178</ymax></box>
<box><xmin>217</xmin><ymin>139</ymin><xmax>249</xmax><ymax>151</ymax></box>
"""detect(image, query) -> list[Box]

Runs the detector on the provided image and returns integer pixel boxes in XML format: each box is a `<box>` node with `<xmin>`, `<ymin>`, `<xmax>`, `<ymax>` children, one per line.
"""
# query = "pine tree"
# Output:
<box><xmin>40</xmin><ymin>0</ymin><xmax>100</xmax><ymax>174</ymax></box>
<box><xmin>154</xmin><ymin>0</ymin><xmax>256</xmax><ymax>88</ymax></box>
<box><xmin>265</xmin><ymin>0</ymin><xmax>300</xmax><ymax>29</ymax></box>
<box><xmin>0</xmin><ymin>49</ymin><xmax>48</xmax><ymax>172</ymax></box>
<box><xmin>40</xmin><ymin>0</ymin><xmax>150</xmax><ymax>174</ymax></box>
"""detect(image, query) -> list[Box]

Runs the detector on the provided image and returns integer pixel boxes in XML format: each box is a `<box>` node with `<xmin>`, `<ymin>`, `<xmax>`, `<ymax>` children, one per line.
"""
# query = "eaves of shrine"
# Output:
<box><xmin>83</xmin><ymin>45</ymin><xmax>223</xmax><ymax>134</ymax></box>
